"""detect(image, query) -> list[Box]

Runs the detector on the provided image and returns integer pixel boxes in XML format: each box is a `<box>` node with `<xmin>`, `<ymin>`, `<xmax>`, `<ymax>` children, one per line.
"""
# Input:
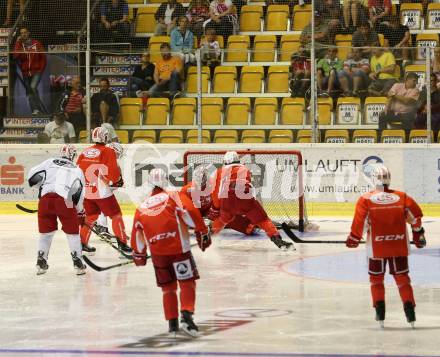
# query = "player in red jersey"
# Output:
<box><xmin>346</xmin><ymin>164</ymin><xmax>426</xmax><ymax>328</ymax></box>
<box><xmin>210</xmin><ymin>151</ymin><xmax>294</xmax><ymax>250</ymax></box>
<box><xmin>77</xmin><ymin>126</ymin><xmax>131</xmax><ymax>253</ymax></box>
<box><xmin>131</xmin><ymin>168</ymin><xmax>210</xmax><ymax>337</ymax></box>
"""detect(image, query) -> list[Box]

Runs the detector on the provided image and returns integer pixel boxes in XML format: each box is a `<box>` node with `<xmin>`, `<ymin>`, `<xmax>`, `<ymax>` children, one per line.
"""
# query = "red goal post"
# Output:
<box><xmin>183</xmin><ymin>149</ymin><xmax>307</xmax><ymax>232</ymax></box>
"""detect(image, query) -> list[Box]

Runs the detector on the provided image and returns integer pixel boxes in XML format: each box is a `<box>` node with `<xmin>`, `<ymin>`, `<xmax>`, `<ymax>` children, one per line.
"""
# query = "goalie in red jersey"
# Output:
<box><xmin>346</xmin><ymin>164</ymin><xmax>426</xmax><ymax>328</ymax></box>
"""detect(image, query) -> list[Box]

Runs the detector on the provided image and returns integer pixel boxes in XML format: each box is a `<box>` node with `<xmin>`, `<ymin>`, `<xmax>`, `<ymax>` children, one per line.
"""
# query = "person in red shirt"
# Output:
<box><xmin>346</xmin><ymin>164</ymin><xmax>426</xmax><ymax>328</ymax></box>
<box><xmin>76</xmin><ymin>126</ymin><xmax>131</xmax><ymax>253</ymax></box>
<box><xmin>60</xmin><ymin>76</ymin><xmax>86</xmax><ymax>136</ymax></box>
<box><xmin>131</xmin><ymin>168</ymin><xmax>210</xmax><ymax>337</ymax></box>
<box><xmin>289</xmin><ymin>51</ymin><xmax>311</xmax><ymax>98</ymax></box>
<box><xmin>368</xmin><ymin>0</ymin><xmax>391</xmax><ymax>31</ymax></box>
<box><xmin>13</xmin><ymin>27</ymin><xmax>47</xmax><ymax>115</ymax></box>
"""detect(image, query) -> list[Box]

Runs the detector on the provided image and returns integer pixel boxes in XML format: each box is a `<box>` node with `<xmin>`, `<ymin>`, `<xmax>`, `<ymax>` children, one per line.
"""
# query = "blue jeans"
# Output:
<box><xmin>23</xmin><ymin>73</ymin><xmax>45</xmax><ymax>113</ymax></box>
<box><xmin>148</xmin><ymin>71</ymin><xmax>181</xmax><ymax>98</ymax></box>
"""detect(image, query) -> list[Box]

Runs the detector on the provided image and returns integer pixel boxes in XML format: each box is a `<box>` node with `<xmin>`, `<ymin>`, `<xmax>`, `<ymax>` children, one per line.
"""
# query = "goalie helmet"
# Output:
<box><xmin>59</xmin><ymin>144</ymin><xmax>77</xmax><ymax>162</ymax></box>
<box><xmin>107</xmin><ymin>142</ymin><xmax>123</xmax><ymax>159</ymax></box>
<box><xmin>371</xmin><ymin>164</ymin><xmax>391</xmax><ymax>188</ymax></box>
<box><xmin>148</xmin><ymin>168</ymin><xmax>168</xmax><ymax>188</ymax></box>
<box><xmin>91</xmin><ymin>126</ymin><xmax>109</xmax><ymax>144</ymax></box>
<box><xmin>193</xmin><ymin>164</ymin><xmax>210</xmax><ymax>190</ymax></box>
<box><xmin>223</xmin><ymin>151</ymin><xmax>240</xmax><ymax>165</ymax></box>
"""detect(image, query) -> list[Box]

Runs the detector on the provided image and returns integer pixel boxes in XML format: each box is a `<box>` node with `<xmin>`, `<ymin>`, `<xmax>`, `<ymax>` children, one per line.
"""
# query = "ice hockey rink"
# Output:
<box><xmin>1</xmin><ymin>213</ymin><xmax>440</xmax><ymax>357</ymax></box>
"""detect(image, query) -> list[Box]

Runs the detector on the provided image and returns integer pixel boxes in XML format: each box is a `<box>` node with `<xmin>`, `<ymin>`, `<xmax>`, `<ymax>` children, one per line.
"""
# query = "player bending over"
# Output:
<box><xmin>131</xmin><ymin>168</ymin><xmax>211</xmax><ymax>337</ymax></box>
<box><xmin>77</xmin><ymin>126</ymin><xmax>131</xmax><ymax>253</ymax></box>
<box><xmin>346</xmin><ymin>164</ymin><xmax>426</xmax><ymax>328</ymax></box>
<box><xmin>27</xmin><ymin>144</ymin><xmax>87</xmax><ymax>275</ymax></box>
<box><xmin>210</xmin><ymin>151</ymin><xmax>294</xmax><ymax>250</ymax></box>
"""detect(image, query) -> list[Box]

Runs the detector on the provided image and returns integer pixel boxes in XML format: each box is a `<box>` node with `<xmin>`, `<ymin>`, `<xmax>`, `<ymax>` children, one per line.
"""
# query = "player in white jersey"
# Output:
<box><xmin>27</xmin><ymin>144</ymin><xmax>87</xmax><ymax>275</ymax></box>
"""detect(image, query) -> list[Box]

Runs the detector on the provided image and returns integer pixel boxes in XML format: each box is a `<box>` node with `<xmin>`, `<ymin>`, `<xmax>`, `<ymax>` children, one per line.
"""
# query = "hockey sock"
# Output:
<box><xmin>111</xmin><ymin>214</ymin><xmax>128</xmax><ymax>243</ymax></box>
<box><xmin>97</xmin><ymin>213</ymin><xmax>108</xmax><ymax>228</ymax></box>
<box><xmin>394</xmin><ymin>273</ymin><xmax>415</xmax><ymax>306</ymax></box>
<box><xmin>179</xmin><ymin>280</ymin><xmax>196</xmax><ymax>313</ymax></box>
<box><xmin>80</xmin><ymin>214</ymin><xmax>99</xmax><ymax>245</ymax></box>
<box><xmin>257</xmin><ymin>219</ymin><xmax>279</xmax><ymax>238</ymax></box>
<box><xmin>370</xmin><ymin>274</ymin><xmax>385</xmax><ymax>306</ymax></box>
<box><xmin>38</xmin><ymin>231</ymin><xmax>55</xmax><ymax>260</ymax></box>
<box><xmin>162</xmin><ymin>281</ymin><xmax>179</xmax><ymax>320</ymax></box>
<box><xmin>66</xmin><ymin>234</ymin><xmax>82</xmax><ymax>258</ymax></box>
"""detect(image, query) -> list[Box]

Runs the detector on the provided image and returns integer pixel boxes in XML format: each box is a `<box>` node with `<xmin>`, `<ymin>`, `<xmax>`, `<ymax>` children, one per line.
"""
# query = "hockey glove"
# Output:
<box><xmin>270</xmin><ymin>235</ymin><xmax>293</xmax><ymax>250</ymax></box>
<box><xmin>133</xmin><ymin>252</ymin><xmax>147</xmax><ymax>266</ymax></box>
<box><xmin>412</xmin><ymin>227</ymin><xmax>426</xmax><ymax>248</ymax></box>
<box><xmin>112</xmin><ymin>176</ymin><xmax>124</xmax><ymax>188</ymax></box>
<box><xmin>207</xmin><ymin>206</ymin><xmax>220</xmax><ymax>221</ymax></box>
<box><xmin>77</xmin><ymin>209</ymin><xmax>86</xmax><ymax>226</ymax></box>
<box><xmin>346</xmin><ymin>234</ymin><xmax>360</xmax><ymax>248</ymax></box>
<box><xmin>196</xmin><ymin>230</ymin><xmax>212</xmax><ymax>252</ymax></box>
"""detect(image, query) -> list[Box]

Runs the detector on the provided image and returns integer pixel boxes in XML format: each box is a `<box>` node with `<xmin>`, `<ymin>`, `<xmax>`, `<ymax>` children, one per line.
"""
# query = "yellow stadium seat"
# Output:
<box><xmin>253</xmin><ymin>35</ymin><xmax>276</xmax><ymax>62</ymax></box>
<box><xmin>427</xmin><ymin>3</ymin><xmax>440</xmax><ymax>30</ymax></box>
<box><xmin>416</xmin><ymin>34</ymin><xmax>439</xmax><ymax>60</ymax></box>
<box><xmin>128</xmin><ymin>7</ymin><xmax>134</xmax><ymax>23</ymax></box>
<box><xmin>226</xmin><ymin>35</ymin><xmax>250</xmax><ymax>62</ymax></box>
<box><xmin>293</xmin><ymin>4</ymin><xmax>311</xmax><ymax>31</ymax></box>
<box><xmin>317</xmin><ymin>97</ymin><xmax>333</xmax><ymax>125</ymax></box>
<box><xmin>79</xmin><ymin>130</ymin><xmax>89</xmax><ymax>143</ymax></box>
<box><xmin>324</xmin><ymin>129</ymin><xmax>349</xmax><ymax>143</ymax></box>
<box><xmin>120</xmin><ymin>98</ymin><xmax>143</xmax><ymax>125</ymax></box>
<box><xmin>127</xmin><ymin>0</ymin><xmax>144</xmax><ymax>3</ymax></box>
<box><xmin>115</xmin><ymin>130</ymin><xmax>129</xmax><ymax>144</ymax></box>
<box><xmin>150</xmin><ymin>0</ymin><xmax>166</xmax><ymax>3</ymax></box>
<box><xmin>405</xmin><ymin>64</ymin><xmax>426</xmax><ymax>87</ymax></box>
<box><xmin>225</xmin><ymin>98</ymin><xmax>250</xmax><ymax>125</ymax></box>
<box><xmin>186</xmin><ymin>129</ymin><xmax>211</xmax><ymax>143</ymax></box>
<box><xmin>254</xmin><ymin>98</ymin><xmax>277</xmax><ymax>125</ymax></box>
<box><xmin>213</xmin><ymin>66</ymin><xmax>237</xmax><ymax>93</ymax></box>
<box><xmin>409</xmin><ymin>129</ymin><xmax>434</xmax><ymax>143</ymax></box>
<box><xmin>266</xmin><ymin>5</ymin><xmax>290</xmax><ymax>31</ymax></box>
<box><xmin>364</xmin><ymin>97</ymin><xmax>387</xmax><ymax>124</ymax></box>
<box><xmin>132</xmin><ymin>130</ymin><xmax>156</xmax><ymax>143</ymax></box>
<box><xmin>381</xmin><ymin>129</ymin><xmax>406</xmax><ymax>143</ymax></box>
<box><xmin>335</xmin><ymin>34</ymin><xmax>352</xmax><ymax>61</ymax></box>
<box><xmin>145</xmin><ymin>98</ymin><xmax>169</xmax><ymax>125</ymax></box>
<box><xmin>201</xmin><ymin>98</ymin><xmax>223</xmax><ymax>125</ymax></box>
<box><xmin>279</xmin><ymin>34</ymin><xmax>301</xmax><ymax>62</ymax></box>
<box><xmin>281</xmin><ymin>97</ymin><xmax>304</xmax><ymax>125</ymax></box>
<box><xmin>172</xmin><ymin>98</ymin><xmax>196</xmax><ymax>125</ymax></box>
<box><xmin>241</xmin><ymin>130</ymin><xmax>266</xmax><ymax>143</ymax></box>
<box><xmin>240</xmin><ymin>5</ymin><xmax>263</xmax><ymax>32</ymax></box>
<box><xmin>400</xmin><ymin>3</ymin><xmax>423</xmax><ymax>30</ymax></box>
<box><xmin>352</xmin><ymin>129</ymin><xmax>378</xmax><ymax>144</ymax></box>
<box><xmin>159</xmin><ymin>130</ymin><xmax>183</xmax><ymax>143</ymax></box>
<box><xmin>267</xmin><ymin>66</ymin><xmax>289</xmax><ymax>93</ymax></box>
<box><xmin>336</xmin><ymin>97</ymin><xmax>361</xmax><ymax>125</ymax></box>
<box><xmin>296</xmin><ymin>129</ymin><xmax>312</xmax><ymax>143</ymax></box>
<box><xmin>149</xmin><ymin>36</ymin><xmax>170</xmax><ymax>63</ymax></box>
<box><xmin>186</xmin><ymin>66</ymin><xmax>210</xmax><ymax>93</ymax></box>
<box><xmin>214</xmin><ymin>130</ymin><xmax>238</xmax><ymax>143</ymax></box>
<box><xmin>269</xmin><ymin>129</ymin><xmax>293</xmax><ymax>143</ymax></box>
<box><xmin>240</xmin><ymin>66</ymin><xmax>264</xmax><ymax>93</ymax></box>
<box><xmin>136</xmin><ymin>7</ymin><xmax>158</xmax><ymax>34</ymax></box>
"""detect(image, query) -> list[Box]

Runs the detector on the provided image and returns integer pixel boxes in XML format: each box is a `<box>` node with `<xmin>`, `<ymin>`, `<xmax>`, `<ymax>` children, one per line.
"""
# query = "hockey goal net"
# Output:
<box><xmin>183</xmin><ymin>150</ymin><xmax>307</xmax><ymax>232</ymax></box>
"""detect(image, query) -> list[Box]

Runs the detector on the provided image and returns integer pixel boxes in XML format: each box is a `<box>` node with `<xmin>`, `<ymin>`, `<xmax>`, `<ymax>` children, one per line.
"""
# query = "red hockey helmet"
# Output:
<box><xmin>91</xmin><ymin>126</ymin><xmax>109</xmax><ymax>144</ymax></box>
<box><xmin>148</xmin><ymin>168</ymin><xmax>168</xmax><ymax>188</ymax></box>
<box><xmin>106</xmin><ymin>142</ymin><xmax>124</xmax><ymax>159</ymax></box>
<box><xmin>59</xmin><ymin>144</ymin><xmax>77</xmax><ymax>162</ymax></box>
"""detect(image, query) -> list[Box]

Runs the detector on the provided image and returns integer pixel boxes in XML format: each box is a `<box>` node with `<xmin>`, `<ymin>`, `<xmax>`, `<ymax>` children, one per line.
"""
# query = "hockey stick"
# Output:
<box><xmin>85</xmin><ymin>222</ymin><xmax>133</xmax><ymax>259</ymax></box>
<box><xmin>82</xmin><ymin>254</ymin><xmax>136</xmax><ymax>272</ymax></box>
<box><xmin>16</xmin><ymin>204</ymin><xmax>38</xmax><ymax>213</ymax></box>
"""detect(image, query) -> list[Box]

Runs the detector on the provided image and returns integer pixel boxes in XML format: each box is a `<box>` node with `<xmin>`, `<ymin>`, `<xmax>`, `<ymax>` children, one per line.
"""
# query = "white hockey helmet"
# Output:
<box><xmin>193</xmin><ymin>164</ymin><xmax>210</xmax><ymax>189</ymax></box>
<box><xmin>148</xmin><ymin>168</ymin><xmax>168</xmax><ymax>188</ymax></box>
<box><xmin>91</xmin><ymin>126</ymin><xmax>110</xmax><ymax>144</ymax></box>
<box><xmin>371</xmin><ymin>164</ymin><xmax>391</xmax><ymax>188</ymax></box>
<box><xmin>59</xmin><ymin>144</ymin><xmax>77</xmax><ymax>162</ymax></box>
<box><xmin>107</xmin><ymin>142</ymin><xmax>124</xmax><ymax>159</ymax></box>
<box><xmin>223</xmin><ymin>151</ymin><xmax>240</xmax><ymax>165</ymax></box>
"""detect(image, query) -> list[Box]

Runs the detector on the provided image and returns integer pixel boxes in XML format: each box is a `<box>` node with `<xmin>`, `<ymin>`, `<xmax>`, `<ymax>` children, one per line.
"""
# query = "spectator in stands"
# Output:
<box><xmin>130</xmin><ymin>52</ymin><xmax>155</xmax><ymax>97</ymax></box>
<box><xmin>414</xmin><ymin>74</ymin><xmax>440</xmax><ymax>131</ymax></box>
<box><xmin>352</xmin><ymin>21</ymin><xmax>379</xmax><ymax>59</ymax></box>
<box><xmin>206</xmin><ymin>0</ymin><xmax>237</xmax><ymax>43</ymax></box>
<box><xmin>317</xmin><ymin>47</ymin><xmax>344</xmax><ymax>96</ymax></box>
<box><xmin>382</xmin><ymin>15</ymin><xmax>411</xmax><ymax>63</ymax></box>
<box><xmin>100</xmin><ymin>0</ymin><xmax>130</xmax><ymax>42</ymax></box>
<box><xmin>187</xmin><ymin>0</ymin><xmax>210</xmax><ymax>38</ymax></box>
<box><xmin>3</xmin><ymin>0</ymin><xmax>24</xmax><ymax>27</ymax></box>
<box><xmin>148</xmin><ymin>43</ymin><xmax>183</xmax><ymax>99</ymax></box>
<box><xmin>316</xmin><ymin>0</ymin><xmax>342</xmax><ymax>34</ymax></box>
<box><xmin>41</xmin><ymin>112</ymin><xmax>76</xmax><ymax>144</ymax></box>
<box><xmin>13</xmin><ymin>27</ymin><xmax>47</xmax><ymax>115</ymax></box>
<box><xmin>300</xmin><ymin>12</ymin><xmax>333</xmax><ymax>59</ymax></box>
<box><xmin>368</xmin><ymin>0</ymin><xmax>391</xmax><ymax>32</ymax></box>
<box><xmin>201</xmin><ymin>27</ymin><xmax>221</xmax><ymax>77</ymax></box>
<box><xmin>91</xmin><ymin>77</ymin><xmax>119</xmax><ymax>127</ymax></box>
<box><xmin>342</xmin><ymin>0</ymin><xmax>363</xmax><ymax>32</ymax></box>
<box><xmin>338</xmin><ymin>48</ymin><xmax>370</xmax><ymax>96</ymax></box>
<box><xmin>171</xmin><ymin>16</ymin><xmax>195</xmax><ymax>65</ymax></box>
<box><xmin>378</xmin><ymin>72</ymin><xmax>419</xmax><ymax>134</ymax></box>
<box><xmin>368</xmin><ymin>48</ymin><xmax>398</xmax><ymax>96</ymax></box>
<box><xmin>289</xmin><ymin>50</ymin><xmax>311</xmax><ymax>98</ymax></box>
<box><xmin>433</xmin><ymin>48</ymin><xmax>440</xmax><ymax>77</ymax></box>
<box><xmin>59</xmin><ymin>76</ymin><xmax>86</xmax><ymax>136</ymax></box>
<box><xmin>155</xmin><ymin>0</ymin><xmax>186</xmax><ymax>36</ymax></box>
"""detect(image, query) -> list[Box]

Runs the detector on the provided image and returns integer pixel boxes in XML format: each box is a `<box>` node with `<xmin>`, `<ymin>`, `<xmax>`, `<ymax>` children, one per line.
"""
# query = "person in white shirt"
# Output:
<box><xmin>42</xmin><ymin>112</ymin><xmax>76</xmax><ymax>144</ymax></box>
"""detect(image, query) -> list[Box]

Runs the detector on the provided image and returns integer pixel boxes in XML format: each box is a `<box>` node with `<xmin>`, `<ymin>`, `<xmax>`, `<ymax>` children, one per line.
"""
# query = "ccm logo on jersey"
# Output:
<box><xmin>150</xmin><ymin>231</ymin><xmax>177</xmax><ymax>243</ymax></box>
<box><xmin>375</xmin><ymin>234</ymin><xmax>405</xmax><ymax>241</ymax></box>
<box><xmin>370</xmin><ymin>192</ymin><xmax>400</xmax><ymax>205</ymax></box>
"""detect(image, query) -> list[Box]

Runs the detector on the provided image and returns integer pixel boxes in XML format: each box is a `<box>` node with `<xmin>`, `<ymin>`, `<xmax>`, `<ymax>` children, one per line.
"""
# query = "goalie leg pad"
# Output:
<box><xmin>162</xmin><ymin>281</ymin><xmax>179</xmax><ymax>320</ymax></box>
<box><xmin>393</xmin><ymin>273</ymin><xmax>415</xmax><ymax>306</ymax></box>
<box><xmin>179</xmin><ymin>280</ymin><xmax>196</xmax><ymax>313</ymax></box>
<box><xmin>369</xmin><ymin>274</ymin><xmax>385</xmax><ymax>307</ymax></box>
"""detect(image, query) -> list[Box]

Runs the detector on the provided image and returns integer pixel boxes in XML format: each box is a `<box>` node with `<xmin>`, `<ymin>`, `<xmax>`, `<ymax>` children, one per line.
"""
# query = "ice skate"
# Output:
<box><xmin>404</xmin><ymin>302</ymin><xmax>416</xmax><ymax>329</ymax></box>
<box><xmin>94</xmin><ymin>223</ymin><xmax>110</xmax><ymax>237</ymax></box>
<box><xmin>270</xmin><ymin>235</ymin><xmax>295</xmax><ymax>251</ymax></box>
<box><xmin>71</xmin><ymin>252</ymin><xmax>86</xmax><ymax>275</ymax></box>
<box><xmin>375</xmin><ymin>301</ymin><xmax>385</xmax><ymax>328</ymax></box>
<box><xmin>180</xmin><ymin>310</ymin><xmax>199</xmax><ymax>337</ymax></box>
<box><xmin>168</xmin><ymin>318</ymin><xmax>179</xmax><ymax>337</ymax></box>
<box><xmin>36</xmin><ymin>251</ymin><xmax>48</xmax><ymax>275</ymax></box>
<box><xmin>82</xmin><ymin>243</ymin><xmax>96</xmax><ymax>254</ymax></box>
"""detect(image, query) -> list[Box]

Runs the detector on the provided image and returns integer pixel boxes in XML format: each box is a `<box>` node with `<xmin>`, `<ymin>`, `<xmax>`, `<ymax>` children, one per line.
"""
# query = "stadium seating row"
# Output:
<box><xmin>79</xmin><ymin>129</ymin><xmax>434</xmax><ymax>144</ymax></box>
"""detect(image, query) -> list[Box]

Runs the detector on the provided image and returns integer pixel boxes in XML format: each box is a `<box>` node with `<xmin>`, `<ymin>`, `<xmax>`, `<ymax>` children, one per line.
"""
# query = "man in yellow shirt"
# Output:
<box><xmin>368</xmin><ymin>48</ymin><xmax>399</xmax><ymax>96</ymax></box>
<box><xmin>148</xmin><ymin>43</ymin><xmax>183</xmax><ymax>99</ymax></box>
